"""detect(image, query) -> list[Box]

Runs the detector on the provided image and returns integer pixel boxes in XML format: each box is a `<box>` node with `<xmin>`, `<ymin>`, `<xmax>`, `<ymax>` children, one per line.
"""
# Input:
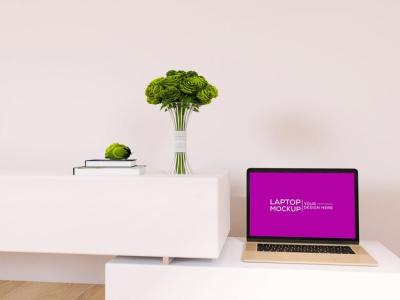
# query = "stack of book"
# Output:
<box><xmin>73</xmin><ymin>159</ymin><xmax>145</xmax><ymax>176</ymax></box>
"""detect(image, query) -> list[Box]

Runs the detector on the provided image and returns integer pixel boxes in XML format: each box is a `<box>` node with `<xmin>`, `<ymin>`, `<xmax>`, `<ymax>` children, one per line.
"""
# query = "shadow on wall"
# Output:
<box><xmin>229</xmin><ymin>196</ymin><xmax>246</xmax><ymax>238</ymax></box>
<box><xmin>229</xmin><ymin>185</ymin><xmax>400</xmax><ymax>257</ymax></box>
<box><xmin>360</xmin><ymin>185</ymin><xmax>400</xmax><ymax>256</ymax></box>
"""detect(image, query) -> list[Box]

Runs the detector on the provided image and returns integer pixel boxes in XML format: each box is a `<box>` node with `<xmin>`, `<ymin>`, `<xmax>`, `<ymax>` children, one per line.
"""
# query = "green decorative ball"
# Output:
<box><xmin>105</xmin><ymin>143</ymin><xmax>132</xmax><ymax>160</ymax></box>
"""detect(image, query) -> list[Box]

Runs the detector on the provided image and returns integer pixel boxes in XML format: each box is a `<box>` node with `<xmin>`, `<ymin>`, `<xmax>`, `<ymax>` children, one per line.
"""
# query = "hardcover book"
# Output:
<box><xmin>73</xmin><ymin>165</ymin><xmax>145</xmax><ymax>176</ymax></box>
<box><xmin>85</xmin><ymin>159</ymin><xmax>137</xmax><ymax>168</ymax></box>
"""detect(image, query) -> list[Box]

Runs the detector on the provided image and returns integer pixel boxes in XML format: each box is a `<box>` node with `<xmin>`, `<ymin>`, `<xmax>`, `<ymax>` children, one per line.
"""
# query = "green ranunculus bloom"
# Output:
<box><xmin>166</xmin><ymin>70</ymin><xmax>186</xmax><ymax>76</ymax></box>
<box><xmin>162</xmin><ymin>74</ymin><xmax>184</xmax><ymax>87</ymax></box>
<box><xmin>105</xmin><ymin>143</ymin><xmax>132</xmax><ymax>160</ymax></box>
<box><xmin>186</xmin><ymin>71</ymin><xmax>198</xmax><ymax>77</ymax></box>
<box><xmin>197</xmin><ymin>84</ymin><xmax>218</xmax><ymax>104</ymax></box>
<box><xmin>145</xmin><ymin>70</ymin><xmax>218</xmax><ymax>110</ymax></box>
<box><xmin>146</xmin><ymin>95</ymin><xmax>161</xmax><ymax>105</ymax></box>
<box><xmin>160</xmin><ymin>86</ymin><xmax>181</xmax><ymax>102</ymax></box>
<box><xmin>179</xmin><ymin>75</ymin><xmax>208</xmax><ymax>94</ymax></box>
<box><xmin>166</xmin><ymin>70</ymin><xmax>177</xmax><ymax>76</ymax></box>
<box><xmin>145</xmin><ymin>77</ymin><xmax>164</xmax><ymax>104</ymax></box>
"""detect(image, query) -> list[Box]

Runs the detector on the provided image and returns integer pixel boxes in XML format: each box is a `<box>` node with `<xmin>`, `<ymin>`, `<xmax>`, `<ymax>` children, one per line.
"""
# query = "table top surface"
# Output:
<box><xmin>110</xmin><ymin>237</ymin><xmax>400</xmax><ymax>274</ymax></box>
<box><xmin>0</xmin><ymin>171</ymin><xmax>228</xmax><ymax>179</ymax></box>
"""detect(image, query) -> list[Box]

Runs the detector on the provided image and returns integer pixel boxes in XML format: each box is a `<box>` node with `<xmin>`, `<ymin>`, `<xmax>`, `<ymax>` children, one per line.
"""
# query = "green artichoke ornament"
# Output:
<box><xmin>145</xmin><ymin>70</ymin><xmax>219</xmax><ymax>111</ymax></box>
<box><xmin>105</xmin><ymin>143</ymin><xmax>132</xmax><ymax>160</ymax></box>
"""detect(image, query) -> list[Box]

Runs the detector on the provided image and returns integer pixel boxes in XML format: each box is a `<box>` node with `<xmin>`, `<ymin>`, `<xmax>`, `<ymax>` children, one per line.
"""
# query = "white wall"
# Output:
<box><xmin>0</xmin><ymin>0</ymin><xmax>399</xmax><ymax>282</ymax></box>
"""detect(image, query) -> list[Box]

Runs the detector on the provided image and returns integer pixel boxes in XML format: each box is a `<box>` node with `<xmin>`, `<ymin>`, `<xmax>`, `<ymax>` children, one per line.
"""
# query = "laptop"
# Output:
<box><xmin>242</xmin><ymin>168</ymin><xmax>378</xmax><ymax>266</ymax></box>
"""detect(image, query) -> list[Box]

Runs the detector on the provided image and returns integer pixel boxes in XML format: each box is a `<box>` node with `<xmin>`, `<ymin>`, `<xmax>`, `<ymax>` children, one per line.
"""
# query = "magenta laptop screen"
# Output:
<box><xmin>249</xmin><ymin>171</ymin><xmax>356</xmax><ymax>239</ymax></box>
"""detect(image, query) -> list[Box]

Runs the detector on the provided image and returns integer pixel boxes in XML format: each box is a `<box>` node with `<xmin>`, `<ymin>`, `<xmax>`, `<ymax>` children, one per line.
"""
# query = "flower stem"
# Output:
<box><xmin>170</xmin><ymin>104</ymin><xmax>192</xmax><ymax>174</ymax></box>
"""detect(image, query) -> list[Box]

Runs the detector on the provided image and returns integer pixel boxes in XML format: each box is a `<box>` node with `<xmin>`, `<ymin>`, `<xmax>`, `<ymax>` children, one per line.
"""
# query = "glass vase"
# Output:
<box><xmin>168</xmin><ymin>103</ymin><xmax>193</xmax><ymax>174</ymax></box>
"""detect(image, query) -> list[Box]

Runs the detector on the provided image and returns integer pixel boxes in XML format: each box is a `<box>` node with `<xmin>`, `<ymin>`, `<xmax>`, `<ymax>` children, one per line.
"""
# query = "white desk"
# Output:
<box><xmin>106</xmin><ymin>237</ymin><xmax>400</xmax><ymax>300</ymax></box>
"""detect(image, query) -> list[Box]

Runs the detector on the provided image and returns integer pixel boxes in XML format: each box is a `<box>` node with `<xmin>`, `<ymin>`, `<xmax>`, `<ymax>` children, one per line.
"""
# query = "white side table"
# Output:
<box><xmin>0</xmin><ymin>173</ymin><xmax>230</xmax><ymax>259</ymax></box>
<box><xmin>106</xmin><ymin>237</ymin><xmax>400</xmax><ymax>300</ymax></box>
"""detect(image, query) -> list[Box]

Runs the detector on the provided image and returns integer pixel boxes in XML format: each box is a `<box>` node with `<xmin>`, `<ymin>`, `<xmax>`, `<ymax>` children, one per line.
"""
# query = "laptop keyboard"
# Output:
<box><xmin>257</xmin><ymin>243</ymin><xmax>355</xmax><ymax>254</ymax></box>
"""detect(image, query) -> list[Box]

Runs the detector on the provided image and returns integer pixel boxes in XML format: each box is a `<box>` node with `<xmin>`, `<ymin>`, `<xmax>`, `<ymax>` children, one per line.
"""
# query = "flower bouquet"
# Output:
<box><xmin>145</xmin><ymin>70</ymin><xmax>218</xmax><ymax>174</ymax></box>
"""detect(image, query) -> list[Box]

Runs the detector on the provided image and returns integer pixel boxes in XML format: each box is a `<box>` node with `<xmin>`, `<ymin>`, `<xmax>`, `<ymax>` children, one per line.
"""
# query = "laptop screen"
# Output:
<box><xmin>248</xmin><ymin>170</ymin><xmax>358</xmax><ymax>241</ymax></box>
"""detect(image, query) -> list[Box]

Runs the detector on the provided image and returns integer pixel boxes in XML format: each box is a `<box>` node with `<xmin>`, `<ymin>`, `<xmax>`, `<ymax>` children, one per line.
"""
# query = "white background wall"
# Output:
<box><xmin>0</xmin><ymin>0</ymin><xmax>399</xmax><ymax>282</ymax></box>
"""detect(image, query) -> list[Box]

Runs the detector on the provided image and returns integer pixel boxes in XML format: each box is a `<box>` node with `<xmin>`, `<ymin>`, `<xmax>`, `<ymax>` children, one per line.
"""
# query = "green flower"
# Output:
<box><xmin>186</xmin><ymin>71</ymin><xmax>198</xmax><ymax>77</ymax></box>
<box><xmin>166</xmin><ymin>70</ymin><xmax>186</xmax><ymax>76</ymax></box>
<box><xmin>160</xmin><ymin>86</ymin><xmax>181</xmax><ymax>102</ymax></box>
<box><xmin>197</xmin><ymin>84</ymin><xmax>218</xmax><ymax>104</ymax></box>
<box><xmin>105</xmin><ymin>143</ymin><xmax>132</xmax><ymax>160</ymax></box>
<box><xmin>145</xmin><ymin>70</ymin><xmax>218</xmax><ymax>109</ymax></box>
<box><xmin>145</xmin><ymin>77</ymin><xmax>164</xmax><ymax>104</ymax></box>
<box><xmin>180</xmin><ymin>75</ymin><xmax>208</xmax><ymax>94</ymax></box>
<box><xmin>163</xmin><ymin>74</ymin><xmax>184</xmax><ymax>87</ymax></box>
<box><xmin>166</xmin><ymin>70</ymin><xmax>178</xmax><ymax>76</ymax></box>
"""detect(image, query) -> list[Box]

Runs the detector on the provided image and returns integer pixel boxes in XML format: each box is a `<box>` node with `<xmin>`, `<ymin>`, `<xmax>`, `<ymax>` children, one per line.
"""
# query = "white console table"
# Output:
<box><xmin>106</xmin><ymin>237</ymin><xmax>400</xmax><ymax>300</ymax></box>
<box><xmin>0</xmin><ymin>173</ymin><xmax>230</xmax><ymax>259</ymax></box>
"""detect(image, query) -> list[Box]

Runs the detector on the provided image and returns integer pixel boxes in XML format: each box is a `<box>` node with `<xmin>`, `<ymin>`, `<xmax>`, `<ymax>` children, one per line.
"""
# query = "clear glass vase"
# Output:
<box><xmin>168</xmin><ymin>103</ymin><xmax>193</xmax><ymax>174</ymax></box>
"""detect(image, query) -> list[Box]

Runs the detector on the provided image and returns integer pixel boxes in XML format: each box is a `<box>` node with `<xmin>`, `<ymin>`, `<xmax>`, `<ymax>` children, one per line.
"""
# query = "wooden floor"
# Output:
<box><xmin>0</xmin><ymin>281</ymin><xmax>104</xmax><ymax>300</ymax></box>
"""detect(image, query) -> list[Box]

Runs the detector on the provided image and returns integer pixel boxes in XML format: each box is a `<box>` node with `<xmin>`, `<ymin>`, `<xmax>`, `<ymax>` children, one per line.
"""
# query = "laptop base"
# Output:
<box><xmin>242</xmin><ymin>242</ymin><xmax>378</xmax><ymax>266</ymax></box>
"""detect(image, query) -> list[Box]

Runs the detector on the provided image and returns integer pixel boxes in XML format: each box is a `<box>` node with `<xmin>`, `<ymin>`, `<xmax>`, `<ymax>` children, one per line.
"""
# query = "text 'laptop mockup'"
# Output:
<box><xmin>242</xmin><ymin>168</ymin><xmax>377</xmax><ymax>266</ymax></box>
